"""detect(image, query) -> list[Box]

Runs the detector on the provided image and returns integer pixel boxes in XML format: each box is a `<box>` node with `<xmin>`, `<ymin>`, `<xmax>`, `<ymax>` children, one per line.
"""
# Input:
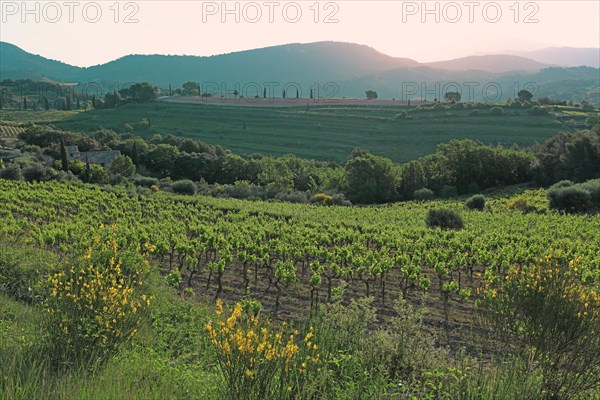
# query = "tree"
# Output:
<box><xmin>365</xmin><ymin>90</ymin><xmax>378</xmax><ymax>100</ymax></box>
<box><xmin>66</xmin><ymin>96</ymin><xmax>72</xmax><ymax>110</ymax></box>
<box><xmin>44</xmin><ymin>96</ymin><xmax>50</xmax><ymax>110</ymax></box>
<box><xmin>263</xmin><ymin>87</ymin><xmax>267</xmax><ymax>98</ymax></box>
<box><xmin>517</xmin><ymin>89</ymin><xmax>533</xmax><ymax>102</ymax></box>
<box><xmin>60</xmin><ymin>137</ymin><xmax>69</xmax><ymax>171</ymax></box>
<box><xmin>143</xmin><ymin>144</ymin><xmax>180</xmax><ymax>176</ymax></box>
<box><xmin>182</xmin><ymin>82</ymin><xmax>200</xmax><ymax>96</ymax></box>
<box><xmin>344</xmin><ymin>151</ymin><xmax>397</xmax><ymax>203</ymax></box>
<box><xmin>444</xmin><ymin>92</ymin><xmax>461</xmax><ymax>102</ymax></box>
<box><xmin>119</xmin><ymin>82</ymin><xmax>158</xmax><ymax>102</ymax></box>
<box><xmin>109</xmin><ymin>155</ymin><xmax>136</xmax><ymax>177</ymax></box>
<box><xmin>23</xmin><ymin>97</ymin><xmax>27</xmax><ymax>110</ymax></box>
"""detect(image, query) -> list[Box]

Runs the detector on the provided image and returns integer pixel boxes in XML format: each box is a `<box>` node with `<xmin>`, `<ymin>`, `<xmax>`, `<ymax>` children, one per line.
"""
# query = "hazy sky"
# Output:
<box><xmin>1</xmin><ymin>0</ymin><xmax>599</xmax><ymax>67</ymax></box>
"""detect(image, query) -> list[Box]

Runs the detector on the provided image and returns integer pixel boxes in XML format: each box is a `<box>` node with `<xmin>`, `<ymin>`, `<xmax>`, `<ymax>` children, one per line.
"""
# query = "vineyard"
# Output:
<box><xmin>1</xmin><ymin>180</ymin><xmax>599</xmax><ymax>398</ymax></box>
<box><xmin>1</xmin><ymin>181</ymin><xmax>598</xmax><ymax>325</ymax></box>
<box><xmin>0</xmin><ymin>123</ymin><xmax>25</xmax><ymax>138</ymax></box>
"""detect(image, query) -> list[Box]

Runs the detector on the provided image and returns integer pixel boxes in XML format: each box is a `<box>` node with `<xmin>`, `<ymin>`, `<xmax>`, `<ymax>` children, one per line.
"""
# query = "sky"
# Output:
<box><xmin>1</xmin><ymin>0</ymin><xmax>599</xmax><ymax>67</ymax></box>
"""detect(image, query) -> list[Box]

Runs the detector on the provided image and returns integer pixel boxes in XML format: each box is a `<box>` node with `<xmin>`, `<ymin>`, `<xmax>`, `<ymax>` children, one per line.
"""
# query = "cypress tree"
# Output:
<box><xmin>23</xmin><ymin>97</ymin><xmax>27</xmax><ymax>110</ymax></box>
<box><xmin>282</xmin><ymin>90</ymin><xmax>286</xmax><ymax>99</ymax></box>
<box><xmin>92</xmin><ymin>95</ymin><xmax>96</xmax><ymax>108</ymax></box>
<box><xmin>60</xmin><ymin>137</ymin><xmax>69</xmax><ymax>171</ymax></box>
<box><xmin>44</xmin><ymin>96</ymin><xmax>50</xmax><ymax>110</ymax></box>
<box><xmin>132</xmin><ymin>142</ymin><xmax>140</xmax><ymax>167</ymax></box>
<box><xmin>296</xmin><ymin>88</ymin><xmax>299</xmax><ymax>99</ymax></box>
<box><xmin>263</xmin><ymin>87</ymin><xmax>266</xmax><ymax>98</ymax></box>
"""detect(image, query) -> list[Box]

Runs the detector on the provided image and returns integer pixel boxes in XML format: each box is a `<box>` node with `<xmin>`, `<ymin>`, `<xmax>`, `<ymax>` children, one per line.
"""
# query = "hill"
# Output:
<box><xmin>6</xmin><ymin>101</ymin><xmax>589</xmax><ymax>164</ymax></box>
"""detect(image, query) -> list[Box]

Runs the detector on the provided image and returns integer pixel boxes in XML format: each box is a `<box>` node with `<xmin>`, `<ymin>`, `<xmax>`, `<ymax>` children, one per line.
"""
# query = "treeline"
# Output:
<box><xmin>2</xmin><ymin>124</ymin><xmax>599</xmax><ymax>205</ymax></box>
<box><xmin>0</xmin><ymin>80</ymin><xmax>158</xmax><ymax>111</ymax></box>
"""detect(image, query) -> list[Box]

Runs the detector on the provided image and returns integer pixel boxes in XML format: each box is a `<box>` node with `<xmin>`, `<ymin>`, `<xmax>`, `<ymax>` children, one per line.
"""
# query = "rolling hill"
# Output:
<box><xmin>1</xmin><ymin>41</ymin><xmax>598</xmax><ymax>104</ymax></box>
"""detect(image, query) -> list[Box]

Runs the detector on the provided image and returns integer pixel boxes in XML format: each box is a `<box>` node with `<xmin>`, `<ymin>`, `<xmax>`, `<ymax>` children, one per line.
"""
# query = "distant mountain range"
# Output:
<box><xmin>1</xmin><ymin>41</ymin><xmax>598</xmax><ymax>103</ymax></box>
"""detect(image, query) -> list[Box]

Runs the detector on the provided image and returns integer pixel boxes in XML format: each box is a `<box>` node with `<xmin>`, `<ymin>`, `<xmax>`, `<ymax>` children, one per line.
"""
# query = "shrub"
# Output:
<box><xmin>547</xmin><ymin>186</ymin><xmax>591</xmax><ymax>213</ymax></box>
<box><xmin>549</xmin><ymin>180</ymin><xmax>573</xmax><ymax>190</ymax></box>
<box><xmin>528</xmin><ymin>105</ymin><xmax>547</xmax><ymax>116</ymax></box>
<box><xmin>465</xmin><ymin>194</ymin><xmax>485</xmax><ymax>210</ymax></box>
<box><xmin>413</xmin><ymin>188</ymin><xmax>434</xmax><ymax>201</ymax></box>
<box><xmin>507</xmin><ymin>197</ymin><xmax>536</xmax><ymax>213</ymax></box>
<box><xmin>578</xmin><ymin>179</ymin><xmax>600</xmax><ymax>206</ymax></box>
<box><xmin>274</xmin><ymin>191</ymin><xmax>309</xmax><ymax>204</ymax></box>
<box><xmin>312</xmin><ymin>193</ymin><xmax>333</xmax><ymax>206</ymax></box>
<box><xmin>439</xmin><ymin>185</ymin><xmax>458</xmax><ymax>198</ymax></box>
<box><xmin>205</xmin><ymin>300</ymin><xmax>321</xmax><ymax>400</ymax></box>
<box><xmin>134</xmin><ymin>176</ymin><xmax>159</xmax><ymax>188</ymax></box>
<box><xmin>425</xmin><ymin>208</ymin><xmax>464</xmax><ymax>230</ymax></box>
<box><xmin>481</xmin><ymin>254</ymin><xmax>600</xmax><ymax>399</ymax></box>
<box><xmin>490</xmin><ymin>107</ymin><xmax>504</xmax><ymax>116</ymax></box>
<box><xmin>43</xmin><ymin>229</ymin><xmax>153</xmax><ymax>365</ymax></box>
<box><xmin>214</xmin><ymin>181</ymin><xmax>265</xmax><ymax>200</ymax></box>
<box><xmin>0</xmin><ymin>163</ymin><xmax>22</xmax><ymax>181</ymax></box>
<box><xmin>171</xmin><ymin>179</ymin><xmax>196</xmax><ymax>195</ymax></box>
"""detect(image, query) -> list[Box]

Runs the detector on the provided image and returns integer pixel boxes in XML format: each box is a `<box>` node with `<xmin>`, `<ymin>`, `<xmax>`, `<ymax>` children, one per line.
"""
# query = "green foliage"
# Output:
<box><xmin>365</xmin><ymin>90</ymin><xmax>378</xmax><ymax>100</ymax></box>
<box><xmin>481</xmin><ymin>254</ymin><xmax>600</xmax><ymax>399</ymax></box>
<box><xmin>490</xmin><ymin>106</ymin><xmax>504</xmax><ymax>115</ymax></box>
<box><xmin>517</xmin><ymin>89</ymin><xmax>533</xmax><ymax>102</ymax></box>
<box><xmin>43</xmin><ymin>231</ymin><xmax>153</xmax><ymax>366</ymax></box>
<box><xmin>425</xmin><ymin>208</ymin><xmax>464</xmax><ymax>230</ymax></box>
<box><xmin>547</xmin><ymin>186</ymin><xmax>591</xmax><ymax>213</ymax></box>
<box><xmin>465</xmin><ymin>194</ymin><xmax>485</xmax><ymax>210</ymax></box>
<box><xmin>344</xmin><ymin>151</ymin><xmax>397</xmax><ymax>203</ymax></box>
<box><xmin>0</xmin><ymin>248</ymin><xmax>49</xmax><ymax>303</ymax></box>
<box><xmin>444</xmin><ymin>92</ymin><xmax>461</xmax><ymax>102</ymax></box>
<box><xmin>171</xmin><ymin>179</ymin><xmax>197</xmax><ymax>195</ymax></box>
<box><xmin>108</xmin><ymin>155</ymin><xmax>136</xmax><ymax>177</ymax></box>
<box><xmin>413</xmin><ymin>188</ymin><xmax>434</xmax><ymax>201</ymax></box>
<box><xmin>532</xmin><ymin>126</ymin><xmax>600</xmax><ymax>184</ymax></box>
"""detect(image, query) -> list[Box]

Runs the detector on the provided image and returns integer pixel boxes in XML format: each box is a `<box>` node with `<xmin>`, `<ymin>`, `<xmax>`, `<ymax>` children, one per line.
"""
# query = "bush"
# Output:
<box><xmin>133</xmin><ymin>176</ymin><xmax>159</xmax><ymax>188</ymax></box>
<box><xmin>548</xmin><ymin>186</ymin><xmax>591</xmax><ymax>213</ymax></box>
<box><xmin>425</xmin><ymin>208</ymin><xmax>464</xmax><ymax>230</ymax></box>
<box><xmin>528</xmin><ymin>105</ymin><xmax>547</xmax><ymax>116</ymax></box>
<box><xmin>549</xmin><ymin>180</ymin><xmax>573</xmax><ymax>190</ymax></box>
<box><xmin>274</xmin><ymin>191</ymin><xmax>309</xmax><ymax>204</ymax></box>
<box><xmin>205</xmin><ymin>300</ymin><xmax>321</xmax><ymax>400</ymax></box>
<box><xmin>213</xmin><ymin>181</ymin><xmax>265</xmax><ymax>200</ymax></box>
<box><xmin>171</xmin><ymin>179</ymin><xmax>197</xmax><ymax>195</ymax></box>
<box><xmin>579</xmin><ymin>179</ymin><xmax>600</xmax><ymax>206</ymax></box>
<box><xmin>507</xmin><ymin>197</ymin><xmax>536</xmax><ymax>213</ymax></box>
<box><xmin>311</xmin><ymin>193</ymin><xmax>333</xmax><ymax>206</ymax></box>
<box><xmin>439</xmin><ymin>185</ymin><xmax>458</xmax><ymax>198</ymax></box>
<box><xmin>0</xmin><ymin>163</ymin><xmax>23</xmax><ymax>181</ymax></box>
<box><xmin>43</xmin><ymin>229</ymin><xmax>153</xmax><ymax>365</ymax></box>
<box><xmin>413</xmin><ymin>188</ymin><xmax>434</xmax><ymax>201</ymax></box>
<box><xmin>490</xmin><ymin>107</ymin><xmax>504</xmax><ymax>116</ymax></box>
<box><xmin>481</xmin><ymin>254</ymin><xmax>600</xmax><ymax>399</ymax></box>
<box><xmin>465</xmin><ymin>194</ymin><xmax>485</xmax><ymax>210</ymax></box>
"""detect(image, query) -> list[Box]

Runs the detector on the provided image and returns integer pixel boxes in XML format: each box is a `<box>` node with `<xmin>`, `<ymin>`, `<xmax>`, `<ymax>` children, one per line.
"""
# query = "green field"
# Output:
<box><xmin>1</xmin><ymin>101</ymin><xmax>586</xmax><ymax>163</ymax></box>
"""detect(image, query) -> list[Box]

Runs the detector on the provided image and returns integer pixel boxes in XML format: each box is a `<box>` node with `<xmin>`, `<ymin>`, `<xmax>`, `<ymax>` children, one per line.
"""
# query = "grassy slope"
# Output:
<box><xmin>1</xmin><ymin>102</ymin><xmax>582</xmax><ymax>163</ymax></box>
